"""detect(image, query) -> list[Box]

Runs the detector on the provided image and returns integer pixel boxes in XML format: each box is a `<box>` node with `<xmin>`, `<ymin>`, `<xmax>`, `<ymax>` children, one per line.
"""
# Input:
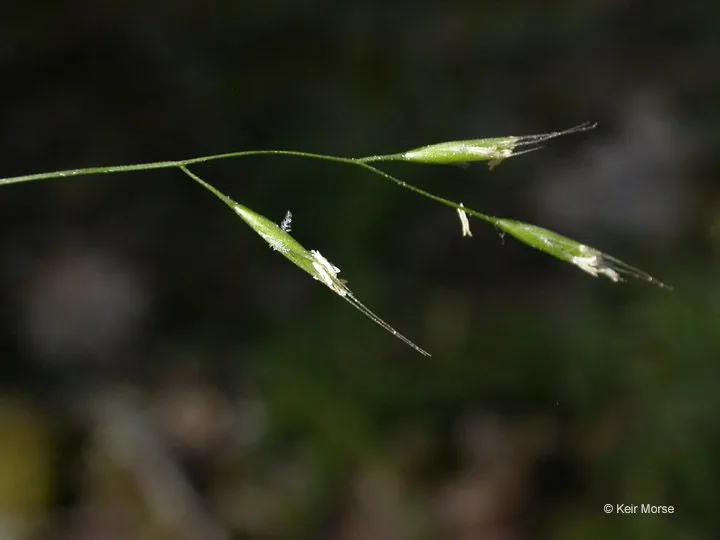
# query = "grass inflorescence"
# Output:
<box><xmin>0</xmin><ymin>122</ymin><xmax>669</xmax><ymax>356</ymax></box>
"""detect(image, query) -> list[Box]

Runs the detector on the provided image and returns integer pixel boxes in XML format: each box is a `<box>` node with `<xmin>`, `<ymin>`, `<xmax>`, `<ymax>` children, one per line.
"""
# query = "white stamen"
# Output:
<box><xmin>571</xmin><ymin>245</ymin><xmax>622</xmax><ymax>282</ymax></box>
<box><xmin>492</xmin><ymin>146</ymin><xmax>515</xmax><ymax>160</ymax></box>
<box><xmin>457</xmin><ymin>203</ymin><xmax>472</xmax><ymax>237</ymax></box>
<box><xmin>310</xmin><ymin>250</ymin><xmax>347</xmax><ymax>296</ymax></box>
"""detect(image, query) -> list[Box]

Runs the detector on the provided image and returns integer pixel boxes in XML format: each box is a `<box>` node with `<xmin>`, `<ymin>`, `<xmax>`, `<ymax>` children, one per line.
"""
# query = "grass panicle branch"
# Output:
<box><xmin>0</xmin><ymin>123</ymin><xmax>669</xmax><ymax>355</ymax></box>
<box><xmin>180</xmin><ymin>166</ymin><xmax>431</xmax><ymax>357</ymax></box>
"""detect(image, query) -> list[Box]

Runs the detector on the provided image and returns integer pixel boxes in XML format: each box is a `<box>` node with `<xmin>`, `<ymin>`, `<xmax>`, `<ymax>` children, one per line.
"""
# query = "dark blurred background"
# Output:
<box><xmin>1</xmin><ymin>1</ymin><xmax>718</xmax><ymax>539</ymax></box>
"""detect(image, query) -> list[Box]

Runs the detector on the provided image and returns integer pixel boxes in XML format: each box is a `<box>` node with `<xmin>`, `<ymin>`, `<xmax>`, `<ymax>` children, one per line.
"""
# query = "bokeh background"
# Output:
<box><xmin>1</xmin><ymin>1</ymin><xmax>718</xmax><ymax>539</ymax></box>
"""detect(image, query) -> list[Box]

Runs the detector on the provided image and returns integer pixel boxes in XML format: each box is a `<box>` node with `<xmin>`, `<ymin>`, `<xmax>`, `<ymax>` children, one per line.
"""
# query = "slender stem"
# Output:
<box><xmin>0</xmin><ymin>148</ymin><xmax>499</xmax><ymax>228</ymax></box>
<box><xmin>0</xmin><ymin>160</ymin><xmax>183</xmax><ymax>186</ymax></box>
<box><xmin>0</xmin><ymin>150</ymin><xmax>355</xmax><ymax>186</ymax></box>
<box><xmin>179</xmin><ymin>165</ymin><xmax>232</xmax><ymax>207</ymax></box>
<box><xmin>351</xmin><ymin>161</ymin><xmax>499</xmax><ymax>227</ymax></box>
<box><xmin>354</xmin><ymin>153</ymin><xmax>405</xmax><ymax>163</ymax></box>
